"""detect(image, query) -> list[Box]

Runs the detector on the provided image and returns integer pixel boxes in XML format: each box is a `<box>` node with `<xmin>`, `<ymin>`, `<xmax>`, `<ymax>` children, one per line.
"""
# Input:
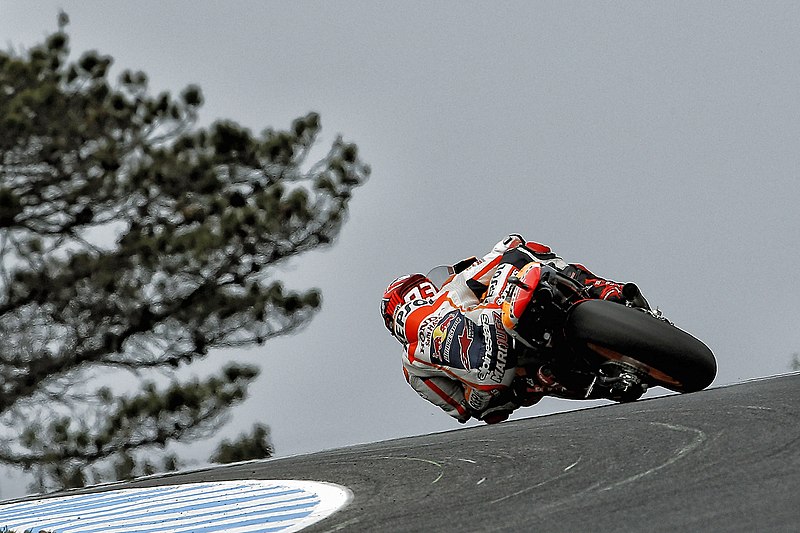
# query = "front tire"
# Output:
<box><xmin>564</xmin><ymin>299</ymin><xmax>717</xmax><ymax>393</ymax></box>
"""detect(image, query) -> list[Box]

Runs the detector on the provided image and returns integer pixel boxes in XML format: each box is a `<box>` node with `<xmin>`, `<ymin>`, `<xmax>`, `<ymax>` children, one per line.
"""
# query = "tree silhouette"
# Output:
<box><xmin>0</xmin><ymin>14</ymin><xmax>369</xmax><ymax>491</ymax></box>
<box><xmin>210</xmin><ymin>424</ymin><xmax>275</xmax><ymax>465</ymax></box>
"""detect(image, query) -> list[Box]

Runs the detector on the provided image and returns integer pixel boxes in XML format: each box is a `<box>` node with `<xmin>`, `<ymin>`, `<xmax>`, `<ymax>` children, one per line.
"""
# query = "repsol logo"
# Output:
<box><xmin>486</xmin><ymin>269</ymin><xmax>504</xmax><ymax>302</ymax></box>
<box><xmin>393</xmin><ymin>300</ymin><xmax>429</xmax><ymax>342</ymax></box>
<box><xmin>396</xmin><ymin>299</ymin><xmax>429</xmax><ymax>321</ymax></box>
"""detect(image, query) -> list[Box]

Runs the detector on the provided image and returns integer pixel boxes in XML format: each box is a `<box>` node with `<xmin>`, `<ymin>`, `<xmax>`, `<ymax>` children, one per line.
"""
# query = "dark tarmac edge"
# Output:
<box><xmin>4</xmin><ymin>374</ymin><xmax>799</xmax><ymax>533</ymax></box>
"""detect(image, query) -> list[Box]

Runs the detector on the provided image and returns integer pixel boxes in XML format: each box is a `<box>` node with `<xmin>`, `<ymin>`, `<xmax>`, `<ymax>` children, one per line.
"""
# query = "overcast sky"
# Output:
<box><xmin>2</xmin><ymin>1</ymin><xmax>800</xmax><ymax>498</ymax></box>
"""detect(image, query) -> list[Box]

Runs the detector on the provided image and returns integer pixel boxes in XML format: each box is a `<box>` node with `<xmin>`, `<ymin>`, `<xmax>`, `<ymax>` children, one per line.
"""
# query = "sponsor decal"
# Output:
<box><xmin>392</xmin><ymin>303</ymin><xmax>409</xmax><ymax>341</ymax></box>
<box><xmin>416</xmin><ymin>314</ymin><xmax>437</xmax><ymax>350</ymax></box>
<box><xmin>457</xmin><ymin>322</ymin><xmax>474</xmax><ymax>369</ymax></box>
<box><xmin>477</xmin><ymin>312</ymin><xmax>510</xmax><ymax>384</ymax></box>
<box><xmin>0</xmin><ymin>480</ymin><xmax>350</xmax><ymax>533</ymax></box>
<box><xmin>486</xmin><ymin>268</ymin><xmax>504</xmax><ymax>302</ymax></box>
<box><xmin>394</xmin><ymin>299</ymin><xmax>433</xmax><ymax>343</ymax></box>
<box><xmin>494</xmin><ymin>312</ymin><xmax>510</xmax><ymax>381</ymax></box>
<box><xmin>465</xmin><ymin>388</ymin><xmax>489</xmax><ymax>411</ymax></box>
<box><xmin>425</xmin><ymin>310</ymin><xmax>484</xmax><ymax>371</ymax></box>
<box><xmin>432</xmin><ymin>312</ymin><xmax>457</xmax><ymax>355</ymax></box>
<box><xmin>477</xmin><ymin>314</ymin><xmax>494</xmax><ymax>381</ymax></box>
<box><xmin>485</xmin><ymin>265</ymin><xmax>519</xmax><ymax>304</ymax></box>
<box><xmin>442</xmin><ymin>315</ymin><xmax>461</xmax><ymax>361</ymax></box>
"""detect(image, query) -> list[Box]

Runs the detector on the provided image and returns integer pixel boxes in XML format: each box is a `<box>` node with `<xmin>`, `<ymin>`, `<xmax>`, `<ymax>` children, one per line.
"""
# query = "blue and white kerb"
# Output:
<box><xmin>0</xmin><ymin>479</ymin><xmax>351</xmax><ymax>533</ymax></box>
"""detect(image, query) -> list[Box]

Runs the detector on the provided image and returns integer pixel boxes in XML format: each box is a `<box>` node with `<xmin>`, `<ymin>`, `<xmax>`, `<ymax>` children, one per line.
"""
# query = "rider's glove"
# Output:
<box><xmin>491</xmin><ymin>234</ymin><xmax>525</xmax><ymax>255</ymax></box>
<box><xmin>452</xmin><ymin>256</ymin><xmax>478</xmax><ymax>274</ymax></box>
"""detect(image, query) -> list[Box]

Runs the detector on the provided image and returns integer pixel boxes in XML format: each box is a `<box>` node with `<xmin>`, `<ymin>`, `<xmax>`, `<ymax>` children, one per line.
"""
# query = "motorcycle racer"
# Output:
<box><xmin>381</xmin><ymin>235</ymin><xmax>628</xmax><ymax>424</ymax></box>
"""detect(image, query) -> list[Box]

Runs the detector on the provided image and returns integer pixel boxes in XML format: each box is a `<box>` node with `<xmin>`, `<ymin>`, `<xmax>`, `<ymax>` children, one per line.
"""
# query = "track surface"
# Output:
<box><xmin>36</xmin><ymin>375</ymin><xmax>800</xmax><ymax>532</ymax></box>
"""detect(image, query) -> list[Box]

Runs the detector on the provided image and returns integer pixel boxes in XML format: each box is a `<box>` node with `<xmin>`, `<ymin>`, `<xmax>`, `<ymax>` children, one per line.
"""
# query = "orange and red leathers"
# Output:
<box><xmin>391</xmin><ymin>236</ymin><xmax>626</xmax><ymax>423</ymax></box>
<box><xmin>394</xmin><ymin>236</ymin><xmax>563</xmax><ymax>422</ymax></box>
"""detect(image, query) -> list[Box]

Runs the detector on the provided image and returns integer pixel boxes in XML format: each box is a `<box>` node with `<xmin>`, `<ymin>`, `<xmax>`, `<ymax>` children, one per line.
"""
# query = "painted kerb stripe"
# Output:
<box><xmin>0</xmin><ymin>480</ymin><xmax>351</xmax><ymax>533</ymax></box>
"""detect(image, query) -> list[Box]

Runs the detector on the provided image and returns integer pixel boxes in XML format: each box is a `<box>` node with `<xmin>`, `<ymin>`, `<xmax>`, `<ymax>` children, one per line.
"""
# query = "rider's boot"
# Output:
<box><xmin>535</xmin><ymin>364</ymin><xmax>570</xmax><ymax>394</ymax></box>
<box><xmin>584</xmin><ymin>278</ymin><xmax>626</xmax><ymax>302</ymax></box>
<box><xmin>512</xmin><ymin>367</ymin><xmax>546</xmax><ymax>406</ymax></box>
<box><xmin>564</xmin><ymin>263</ymin><xmax>654</xmax><ymax>306</ymax></box>
<box><xmin>536</xmin><ymin>365</ymin><xmax>560</xmax><ymax>389</ymax></box>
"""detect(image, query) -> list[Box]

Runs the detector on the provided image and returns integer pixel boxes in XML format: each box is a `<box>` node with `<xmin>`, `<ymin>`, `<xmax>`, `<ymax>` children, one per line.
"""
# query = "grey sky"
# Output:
<box><xmin>2</xmin><ymin>1</ymin><xmax>799</xmax><ymax>497</ymax></box>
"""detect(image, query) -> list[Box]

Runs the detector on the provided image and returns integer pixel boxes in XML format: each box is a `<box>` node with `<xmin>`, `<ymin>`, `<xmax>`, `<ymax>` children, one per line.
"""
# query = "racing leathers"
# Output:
<box><xmin>392</xmin><ymin>235</ymin><xmax>626</xmax><ymax>424</ymax></box>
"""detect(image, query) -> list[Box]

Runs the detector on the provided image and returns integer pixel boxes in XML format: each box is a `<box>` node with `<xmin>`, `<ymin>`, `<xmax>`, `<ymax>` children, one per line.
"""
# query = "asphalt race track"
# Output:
<box><xmin>20</xmin><ymin>374</ymin><xmax>800</xmax><ymax>532</ymax></box>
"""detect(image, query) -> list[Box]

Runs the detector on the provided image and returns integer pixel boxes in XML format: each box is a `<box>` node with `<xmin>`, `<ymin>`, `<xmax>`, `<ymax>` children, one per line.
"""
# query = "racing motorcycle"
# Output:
<box><xmin>428</xmin><ymin>262</ymin><xmax>717</xmax><ymax>405</ymax></box>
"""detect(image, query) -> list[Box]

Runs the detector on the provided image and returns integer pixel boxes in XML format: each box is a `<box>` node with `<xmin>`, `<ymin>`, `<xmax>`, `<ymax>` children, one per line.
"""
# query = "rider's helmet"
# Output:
<box><xmin>381</xmin><ymin>273</ymin><xmax>437</xmax><ymax>333</ymax></box>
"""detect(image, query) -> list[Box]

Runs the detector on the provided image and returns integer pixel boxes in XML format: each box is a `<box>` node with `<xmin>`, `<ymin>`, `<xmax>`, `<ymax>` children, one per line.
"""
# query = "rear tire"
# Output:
<box><xmin>565</xmin><ymin>300</ymin><xmax>717</xmax><ymax>393</ymax></box>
